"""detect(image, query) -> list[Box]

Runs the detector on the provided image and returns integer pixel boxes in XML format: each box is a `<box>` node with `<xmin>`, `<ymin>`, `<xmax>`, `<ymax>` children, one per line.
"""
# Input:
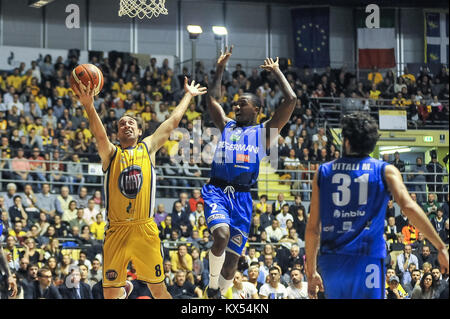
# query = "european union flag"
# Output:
<box><xmin>291</xmin><ymin>7</ymin><xmax>330</xmax><ymax>68</ymax></box>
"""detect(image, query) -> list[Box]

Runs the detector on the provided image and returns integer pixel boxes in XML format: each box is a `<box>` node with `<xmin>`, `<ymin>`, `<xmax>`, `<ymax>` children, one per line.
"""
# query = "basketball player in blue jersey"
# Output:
<box><xmin>0</xmin><ymin>220</ymin><xmax>17</xmax><ymax>298</ymax></box>
<box><xmin>203</xmin><ymin>46</ymin><xmax>296</xmax><ymax>298</ymax></box>
<box><xmin>305</xmin><ymin>112</ymin><xmax>449</xmax><ymax>299</ymax></box>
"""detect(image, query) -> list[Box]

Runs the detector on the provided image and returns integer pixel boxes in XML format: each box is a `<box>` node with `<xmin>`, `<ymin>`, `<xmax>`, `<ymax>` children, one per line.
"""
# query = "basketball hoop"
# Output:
<box><xmin>119</xmin><ymin>0</ymin><xmax>168</xmax><ymax>19</ymax></box>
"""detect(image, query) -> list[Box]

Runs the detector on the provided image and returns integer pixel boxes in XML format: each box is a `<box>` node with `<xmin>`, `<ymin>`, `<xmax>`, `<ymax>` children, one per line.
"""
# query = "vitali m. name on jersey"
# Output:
<box><xmin>318</xmin><ymin>156</ymin><xmax>390</xmax><ymax>258</ymax></box>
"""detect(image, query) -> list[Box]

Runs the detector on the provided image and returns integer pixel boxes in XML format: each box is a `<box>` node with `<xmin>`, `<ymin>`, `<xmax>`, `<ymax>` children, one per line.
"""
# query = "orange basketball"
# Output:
<box><xmin>70</xmin><ymin>64</ymin><xmax>104</xmax><ymax>96</ymax></box>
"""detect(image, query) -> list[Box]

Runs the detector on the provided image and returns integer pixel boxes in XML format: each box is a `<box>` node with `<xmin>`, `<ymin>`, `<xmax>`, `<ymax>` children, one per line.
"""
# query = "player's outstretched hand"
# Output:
<box><xmin>438</xmin><ymin>247</ymin><xmax>449</xmax><ymax>275</ymax></box>
<box><xmin>260</xmin><ymin>57</ymin><xmax>280</xmax><ymax>72</ymax></box>
<box><xmin>217</xmin><ymin>45</ymin><xmax>233</xmax><ymax>67</ymax></box>
<box><xmin>184</xmin><ymin>77</ymin><xmax>207</xmax><ymax>97</ymax></box>
<box><xmin>307</xmin><ymin>271</ymin><xmax>324</xmax><ymax>299</ymax></box>
<box><xmin>73</xmin><ymin>81</ymin><xmax>94</xmax><ymax>108</ymax></box>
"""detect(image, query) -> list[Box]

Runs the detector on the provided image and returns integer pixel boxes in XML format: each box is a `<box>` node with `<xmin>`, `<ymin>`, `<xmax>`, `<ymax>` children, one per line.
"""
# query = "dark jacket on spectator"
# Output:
<box><xmin>26</xmin><ymin>281</ymin><xmax>62</xmax><ymax>299</ymax></box>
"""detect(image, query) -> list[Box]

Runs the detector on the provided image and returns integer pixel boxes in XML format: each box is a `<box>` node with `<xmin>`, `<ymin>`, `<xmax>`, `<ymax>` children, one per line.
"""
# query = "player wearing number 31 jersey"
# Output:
<box><xmin>305</xmin><ymin>112</ymin><xmax>449</xmax><ymax>299</ymax></box>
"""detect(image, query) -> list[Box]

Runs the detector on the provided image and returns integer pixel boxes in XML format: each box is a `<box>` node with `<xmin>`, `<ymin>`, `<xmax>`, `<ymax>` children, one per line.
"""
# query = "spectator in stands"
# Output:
<box><xmin>8</xmin><ymin>195</ymin><xmax>28</xmax><ymax>225</ymax></box>
<box><xmin>395</xmin><ymin>210</ymin><xmax>409</xmax><ymax>232</ymax></box>
<box><xmin>188</xmin><ymin>189</ymin><xmax>204</xmax><ymax>214</ymax></box>
<box><xmin>391</xmin><ymin>151</ymin><xmax>405</xmax><ymax>173</ymax></box>
<box><xmin>168</xmin><ymin>269</ymin><xmax>202</xmax><ymax>299</ymax></box>
<box><xmin>385</xmin><ymin>275</ymin><xmax>405</xmax><ymax>299</ymax></box>
<box><xmin>11</xmin><ymin>148</ymin><xmax>33</xmax><ymax>190</ymax></box>
<box><xmin>411</xmin><ymin>272</ymin><xmax>439</xmax><ymax>299</ymax></box>
<box><xmin>397</xmin><ymin>244</ymin><xmax>419</xmax><ymax>280</ymax></box>
<box><xmin>90</xmin><ymin>213</ymin><xmax>106</xmax><ymax>241</ymax></box>
<box><xmin>422</xmin><ymin>193</ymin><xmax>440</xmax><ymax>221</ymax></box>
<box><xmin>407</xmin><ymin>157</ymin><xmax>427</xmax><ymax>203</ymax></box>
<box><xmin>439</xmin><ymin>219</ymin><xmax>449</xmax><ymax>245</ymax></box>
<box><xmin>272</xmin><ymin>193</ymin><xmax>287</xmax><ymax>215</ymax></box>
<box><xmin>417</xmin><ymin>245</ymin><xmax>437</xmax><ymax>270</ymax></box>
<box><xmin>265</xmin><ymin>219</ymin><xmax>285</xmax><ymax>243</ymax></box>
<box><xmin>62</xmin><ymin>200</ymin><xmax>78</xmax><ymax>224</ymax></box>
<box><xmin>153</xmin><ymin>203</ymin><xmax>168</xmax><ymax>227</ymax></box>
<box><xmin>259</xmin><ymin>266</ymin><xmax>288</xmax><ymax>299</ymax></box>
<box><xmin>28</xmin><ymin>148</ymin><xmax>47</xmax><ymax>192</ymax></box>
<box><xmin>276</xmin><ymin>204</ymin><xmax>294</xmax><ymax>232</ymax></box>
<box><xmin>431</xmin><ymin>208</ymin><xmax>445</xmax><ymax>234</ymax></box>
<box><xmin>74</xmin><ymin>187</ymin><xmax>89</xmax><ymax>209</ymax></box>
<box><xmin>426</xmin><ymin>153</ymin><xmax>445</xmax><ymax>202</ymax></box>
<box><xmin>66</xmin><ymin>154</ymin><xmax>85</xmax><ymax>195</ymax></box>
<box><xmin>292</xmin><ymin>206</ymin><xmax>307</xmax><ymax>241</ymax></box>
<box><xmin>48</xmin><ymin>150</ymin><xmax>67</xmax><ymax>194</ymax></box>
<box><xmin>286</xmin><ymin>268</ymin><xmax>308</xmax><ymax>299</ymax></box>
<box><xmin>26</xmin><ymin>267</ymin><xmax>62</xmax><ymax>299</ymax></box>
<box><xmin>55</xmin><ymin>186</ymin><xmax>73</xmax><ymax>215</ymax></box>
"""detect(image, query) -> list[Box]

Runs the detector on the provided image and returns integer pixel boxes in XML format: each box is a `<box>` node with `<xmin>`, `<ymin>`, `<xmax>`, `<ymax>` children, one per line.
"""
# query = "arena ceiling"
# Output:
<box><xmin>221</xmin><ymin>0</ymin><xmax>449</xmax><ymax>8</ymax></box>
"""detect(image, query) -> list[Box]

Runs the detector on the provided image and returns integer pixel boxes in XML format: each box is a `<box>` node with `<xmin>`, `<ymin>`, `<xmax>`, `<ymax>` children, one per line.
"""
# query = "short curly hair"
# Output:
<box><xmin>341</xmin><ymin>112</ymin><xmax>379</xmax><ymax>156</ymax></box>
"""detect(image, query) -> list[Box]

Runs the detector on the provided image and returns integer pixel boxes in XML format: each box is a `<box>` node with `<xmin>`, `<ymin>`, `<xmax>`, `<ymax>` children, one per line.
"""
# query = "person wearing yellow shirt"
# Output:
<box><xmin>369</xmin><ymin>83</ymin><xmax>381</xmax><ymax>100</ymax></box>
<box><xmin>140</xmin><ymin>105</ymin><xmax>152</xmax><ymax>122</ymax></box>
<box><xmin>76</xmin><ymin>122</ymin><xmax>93</xmax><ymax>143</ymax></box>
<box><xmin>90</xmin><ymin>213</ymin><xmax>106</xmax><ymax>241</ymax></box>
<box><xmin>55</xmin><ymin>79</ymin><xmax>68</xmax><ymax>97</ymax></box>
<box><xmin>164</xmin><ymin>138</ymin><xmax>179</xmax><ymax>157</ymax></box>
<box><xmin>401</xmin><ymin>67</ymin><xmax>416</xmax><ymax>84</ymax></box>
<box><xmin>256</xmin><ymin>195</ymin><xmax>268</xmax><ymax>214</ymax></box>
<box><xmin>170</xmin><ymin>244</ymin><xmax>193</xmax><ymax>272</ymax></box>
<box><xmin>391</xmin><ymin>93</ymin><xmax>410</xmax><ymax>108</ymax></box>
<box><xmin>112</xmin><ymin>78</ymin><xmax>133</xmax><ymax>94</ymax></box>
<box><xmin>256</xmin><ymin>110</ymin><xmax>267</xmax><ymax>124</ymax></box>
<box><xmin>6</xmin><ymin>69</ymin><xmax>23</xmax><ymax>91</ymax></box>
<box><xmin>185</xmin><ymin>104</ymin><xmax>202</xmax><ymax>122</ymax></box>
<box><xmin>368</xmin><ymin>66</ymin><xmax>383</xmax><ymax>85</ymax></box>
<box><xmin>35</xmin><ymin>93</ymin><xmax>48</xmax><ymax>110</ymax></box>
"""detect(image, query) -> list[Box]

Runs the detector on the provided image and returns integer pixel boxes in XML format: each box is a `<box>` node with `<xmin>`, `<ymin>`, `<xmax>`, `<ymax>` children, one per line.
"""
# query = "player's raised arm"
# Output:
<box><xmin>384</xmin><ymin>164</ymin><xmax>449</xmax><ymax>275</ymax></box>
<box><xmin>207</xmin><ymin>46</ymin><xmax>234</xmax><ymax>132</ymax></box>
<box><xmin>261</xmin><ymin>58</ymin><xmax>296</xmax><ymax>147</ymax></box>
<box><xmin>144</xmin><ymin>77</ymin><xmax>207</xmax><ymax>155</ymax></box>
<box><xmin>74</xmin><ymin>82</ymin><xmax>115</xmax><ymax>171</ymax></box>
<box><xmin>305</xmin><ymin>171</ymin><xmax>324</xmax><ymax>299</ymax></box>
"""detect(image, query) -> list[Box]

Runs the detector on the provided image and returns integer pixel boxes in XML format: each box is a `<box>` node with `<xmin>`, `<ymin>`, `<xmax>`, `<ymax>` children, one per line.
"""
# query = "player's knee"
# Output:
<box><xmin>149</xmin><ymin>283</ymin><xmax>169</xmax><ymax>299</ymax></box>
<box><xmin>103</xmin><ymin>287</ymin><xmax>122</xmax><ymax>299</ymax></box>
<box><xmin>213</xmin><ymin>227</ymin><xmax>230</xmax><ymax>248</ymax></box>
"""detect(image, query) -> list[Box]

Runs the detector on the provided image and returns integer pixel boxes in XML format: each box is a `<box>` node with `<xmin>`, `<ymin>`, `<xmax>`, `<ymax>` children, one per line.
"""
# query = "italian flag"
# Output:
<box><xmin>356</xmin><ymin>9</ymin><xmax>396</xmax><ymax>69</ymax></box>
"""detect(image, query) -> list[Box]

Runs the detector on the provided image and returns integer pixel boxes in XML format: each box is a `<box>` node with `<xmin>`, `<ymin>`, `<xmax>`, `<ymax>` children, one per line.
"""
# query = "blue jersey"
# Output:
<box><xmin>210</xmin><ymin>120</ymin><xmax>266</xmax><ymax>186</ymax></box>
<box><xmin>318</xmin><ymin>156</ymin><xmax>390</xmax><ymax>258</ymax></box>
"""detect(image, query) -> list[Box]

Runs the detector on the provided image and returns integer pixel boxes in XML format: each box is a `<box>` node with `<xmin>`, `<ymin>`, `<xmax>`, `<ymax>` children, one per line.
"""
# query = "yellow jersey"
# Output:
<box><xmin>105</xmin><ymin>142</ymin><xmax>156</xmax><ymax>223</ymax></box>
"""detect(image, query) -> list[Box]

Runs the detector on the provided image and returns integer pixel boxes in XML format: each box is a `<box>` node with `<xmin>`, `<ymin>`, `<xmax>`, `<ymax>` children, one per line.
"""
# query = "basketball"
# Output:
<box><xmin>70</xmin><ymin>64</ymin><xmax>104</xmax><ymax>96</ymax></box>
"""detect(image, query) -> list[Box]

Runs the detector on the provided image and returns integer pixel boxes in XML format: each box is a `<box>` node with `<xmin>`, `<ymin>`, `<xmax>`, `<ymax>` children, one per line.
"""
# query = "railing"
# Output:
<box><xmin>310</xmin><ymin>97</ymin><xmax>449</xmax><ymax>130</ymax></box>
<box><xmin>1</xmin><ymin>157</ymin><xmax>447</xmax><ymax>199</ymax></box>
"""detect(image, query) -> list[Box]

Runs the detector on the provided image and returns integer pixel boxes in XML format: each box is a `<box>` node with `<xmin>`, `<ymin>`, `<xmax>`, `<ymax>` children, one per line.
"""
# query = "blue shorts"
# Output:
<box><xmin>201</xmin><ymin>183</ymin><xmax>253</xmax><ymax>255</ymax></box>
<box><xmin>318</xmin><ymin>254</ymin><xmax>385</xmax><ymax>299</ymax></box>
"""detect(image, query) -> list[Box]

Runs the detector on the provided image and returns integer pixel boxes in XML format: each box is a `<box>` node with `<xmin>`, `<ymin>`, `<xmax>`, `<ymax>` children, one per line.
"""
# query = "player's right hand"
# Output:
<box><xmin>73</xmin><ymin>81</ymin><xmax>94</xmax><ymax>108</ymax></box>
<box><xmin>437</xmin><ymin>247</ymin><xmax>449</xmax><ymax>275</ymax></box>
<box><xmin>307</xmin><ymin>271</ymin><xmax>324</xmax><ymax>299</ymax></box>
<box><xmin>217</xmin><ymin>45</ymin><xmax>233</xmax><ymax>67</ymax></box>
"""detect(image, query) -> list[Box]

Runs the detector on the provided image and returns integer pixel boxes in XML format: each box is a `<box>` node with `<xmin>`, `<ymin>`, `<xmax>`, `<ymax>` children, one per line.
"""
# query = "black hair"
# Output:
<box><xmin>241</xmin><ymin>93</ymin><xmax>262</xmax><ymax>110</ymax></box>
<box><xmin>341</xmin><ymin>112</ymin><xmax>379</xmax><ymax>156</ymax></box>
<box><xmin>118</xmin><ymin>114</ymin><xmax>143</xmax><ymax>130</ymax></box>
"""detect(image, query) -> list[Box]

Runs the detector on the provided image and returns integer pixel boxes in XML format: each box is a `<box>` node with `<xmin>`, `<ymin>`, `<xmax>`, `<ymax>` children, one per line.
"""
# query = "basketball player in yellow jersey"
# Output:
<box><xmin>73</xmin><ymin>78</ymin><xmax>207</xmax><ymax>299</ymax></box>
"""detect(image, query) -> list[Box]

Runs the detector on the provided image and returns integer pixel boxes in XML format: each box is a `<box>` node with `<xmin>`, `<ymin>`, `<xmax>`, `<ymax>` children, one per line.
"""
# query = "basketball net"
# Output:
<box><xmin>119</xmin><ymin>0</ymin><xmax>168</xmax><ymax>19</ymax></box>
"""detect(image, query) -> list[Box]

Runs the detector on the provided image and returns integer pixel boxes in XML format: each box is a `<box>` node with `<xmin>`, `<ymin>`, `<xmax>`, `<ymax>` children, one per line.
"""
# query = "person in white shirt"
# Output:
<box><xmin>231</xmin><ymin>270</ymin><xmax>259</xmax><ymax>299</ymax></box>
<box><xmin>259</xmin><ymin>266</ymin><xmax>288</xmax><ymax>299</ymax></box>
<box><xmin>312</xmin><ymin>127</ymin><xmax>328</xmax><ymax>149</ymax></box>
<box><xmin>83</xmin><ymin>199</ymin><xmax>100</xmax><ymax>226</ymax></box>
<box><xmin>276</xmin><ymin>204</ymin><xmax>294</xmax><ymax>231</ymax></box>
<box><xmin>286</xmin><ymin>268</ymin><xmax>308</xmax><ymax>299</ymax></box>
<box><xmin>264</xmin><ymin>219</ymin><xmax>286</xmax><ymax>243</ymax></box>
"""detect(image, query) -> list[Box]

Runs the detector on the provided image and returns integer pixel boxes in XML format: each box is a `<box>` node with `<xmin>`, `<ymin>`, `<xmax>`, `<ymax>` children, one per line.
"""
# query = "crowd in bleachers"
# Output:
<box><xmin>0</xmin><ymin>51</ymin><xmax>449</xmax><ymax>299</ymax></box>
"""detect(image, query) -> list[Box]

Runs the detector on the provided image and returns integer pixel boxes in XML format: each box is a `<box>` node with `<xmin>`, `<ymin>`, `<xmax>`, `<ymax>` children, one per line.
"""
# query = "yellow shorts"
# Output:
<box><xmin>102</xmin><ymin>218</ymin><xmax>164</xmax><ymax>288</ymax></box>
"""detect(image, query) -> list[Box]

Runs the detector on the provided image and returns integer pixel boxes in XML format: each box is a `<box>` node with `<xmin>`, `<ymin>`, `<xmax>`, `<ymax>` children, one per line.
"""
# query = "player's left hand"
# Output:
<box><xmin>260</xmin><ymin>57</ymin><xmax>280</xmax><ymax>72</ymax></box>
<box><xmin>184</xmin><ymin>77</ymin><xmax>207</xmax><ymax>97</ymax></box>
<box><xmin>307</xmin><ymin>271</ymin><xmax>324</xmax><ymax>299</ymax></box>
<box><xmin>8</xmin><ymin>275</ymin><xmax>17</xmax><ymax>298</ymax></box>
